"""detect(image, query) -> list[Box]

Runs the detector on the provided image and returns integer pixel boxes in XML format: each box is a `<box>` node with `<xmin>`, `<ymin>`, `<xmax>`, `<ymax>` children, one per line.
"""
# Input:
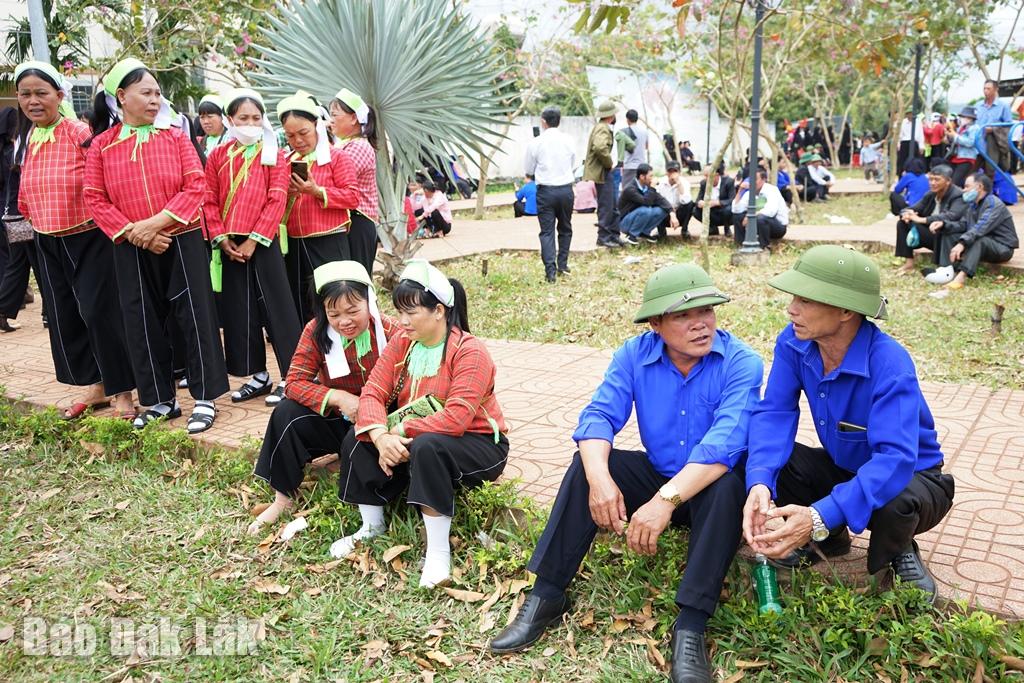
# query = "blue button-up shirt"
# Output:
<box><xmin>746</xmin><ymin>320</ymin><xmax>944</xmax><ymax>533</ymax></box>
<box><xmin>574</xmin><ymin>329</ymin><xmax>764</xmax><ymax>477</ymax></box>
<box><xmin>975</xmin><ymin>99</ymin><xmax>1013</xmax><ymax>156</ymax></box>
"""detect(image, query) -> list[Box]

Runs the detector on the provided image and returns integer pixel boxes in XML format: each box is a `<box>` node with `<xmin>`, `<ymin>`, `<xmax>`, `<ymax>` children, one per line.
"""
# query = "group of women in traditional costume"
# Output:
<box><xmin>12</xmin><ymin>56</ymin><xmax>510</xmax><ymax>588</ymax></box>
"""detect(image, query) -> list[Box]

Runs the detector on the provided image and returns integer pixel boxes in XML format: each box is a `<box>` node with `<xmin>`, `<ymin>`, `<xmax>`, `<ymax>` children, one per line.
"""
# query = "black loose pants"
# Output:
<box><xmin>774</xmin><ymin>443</ymin><xmax>955</xmax><ymax>574</ymax></box>
<box><xmin>528</xmin><ymin>449</ymin><xmax>745</xmax><ymax>616</ymax></box>
<box><xmin>285</xmin><ymin>232</ymin><xmax>350</xmax><ymax>322</ymax></box>
<box><xmin>536</xmin><ymin>184</ymin><xmax>574</xmax><ymax>277</ymax></box>
<box><xmin>255</xmin><ymin>398</ymin><xmax>352</xmax><ymax>497</ymax></box>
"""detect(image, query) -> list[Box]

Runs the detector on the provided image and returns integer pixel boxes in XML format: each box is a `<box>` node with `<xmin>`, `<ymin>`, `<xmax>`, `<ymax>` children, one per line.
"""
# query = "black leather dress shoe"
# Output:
<box><xmin>891</xmin><ymin>541</ymin><xmax>937</xmax><ymax>603</ymax></box>
<box><xmin>557</xmin><ymin>266</ymin><xmax>571</xmax><ymax>275</ymax></box>
<box><xmin>489</xmin><ymin>593</ymin><xmax>570</xmax><ymax>653</ymax></box>
<box><xmin>671</xmin><ymin>629</ymin><xmax>711</xmax><ymax>683</ymax></box>
<box><xmin>545</xmin><ymin>273</ymin><xmax>556</xmax><ymax>283</ymax></box>
<box><xmin>770</xmin><ymin>529</ymin><xmax>852</xmax><ymax>569</ymax></box>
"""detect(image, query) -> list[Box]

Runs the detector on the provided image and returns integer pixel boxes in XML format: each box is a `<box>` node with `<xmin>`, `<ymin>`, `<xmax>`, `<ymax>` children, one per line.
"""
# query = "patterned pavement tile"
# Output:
<box><xmin>4</xmin><ymin>295</ymin><xmax>1024</xmax><ymax>617</ymax></box>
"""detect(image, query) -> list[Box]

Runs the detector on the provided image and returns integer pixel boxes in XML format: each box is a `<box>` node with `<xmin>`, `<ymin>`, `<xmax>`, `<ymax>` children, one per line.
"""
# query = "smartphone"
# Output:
<box><xmin>291</xmin><ymin>160</ymin><xmax>309</xmax><ymax>181</ymax></box>
<box><xmin>838</xmin><ymin>421</ymin><xmax>867</xmax><ymax>433</ymax></box>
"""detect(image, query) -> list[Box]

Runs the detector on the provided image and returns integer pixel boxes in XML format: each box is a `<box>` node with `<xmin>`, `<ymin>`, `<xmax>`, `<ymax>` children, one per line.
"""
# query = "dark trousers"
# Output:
<box><xmin>285</xmin><ymin>232</ymin><xmax>350</xmax><ymax>322</ymax></box>
<box><xmin>692</xmin><ymin>204</ymin><xmax>732</xmax><ymax>236</ymax></box>
<box><xmin>799</xmin><ymin>181</ymin><xmax>827</xmax><ymax>202</ymax></box>
<box><xmin>658</xmin><ymin>203</ymin><xmax>694</xmax><ymax>239</ymax></box>
<box><xmin>595</xmin><ymin>178</ymin><xmax>619</xmax><ymax>244</ymax></box>
<box><xmin>774</xmin><ymin>443</ymin><xmax>954</xmax><ymax>574</ymax></box>
<box><xmin>983</xmin><ymin>129</ymin><xmax>1010</xmax><ymax>173</ymax></box>
<box><xmin>35</xmin><ymin>230</ymin><xmax>135</xmax><ymax>394</ymax></box>
<box><xmin>528</xmin><ymin>450</ymin><xmax>745</xmax><ymax>616</ymax></box>
<box><xmin>415</xmin><ymin>208</ymin><xmax>451</xmax><ymax>236</ymax></box>
<box><xmin>780</xmin><ymin>186</ymin><xmax>793</xmax><ymax>206</ymax></box>
<box><xmin>220</xmin><ymin>237</ymin><xmax>301</xmax><ymax>378</ymax></box>
<box><xmin>347</xmin><ymin>212</ymin><xmax>378</xmax><ymax>278</ymax></box>
<box><xmin>113</xmin><ymin>230</ymin><xmax>229</xmax><ymax>406</ymax></box>
<box><xmin>894</xmin><ymin>218</ymin><xmax>937</xmax><ymax>260</ymax></box>
<box><xmin>897</xmin><ymin>141</ymin><xmax>920</xmax><ymax>176</ymax></box>
<box><xmin>0</xmin><ymin>236</ymin><xmax>39</xmax><ymax>319</ymax></box>
<box><xmin>255</xmin><ymin>398</ymin><xmax>352</xmax><ymax>497</ymax></box>
<box><xmin>337</xmin><ymin>429</ymin><xmax>509</xmax><ymax>517</ymax></box>
<box><xmin>951</xmin><ymin>160</ymin><xmax>976</xmax><ymax>188</ymax></box>
<box><xmin>927</xmin><ymin>143</ymin><xmax>947</xmax><ymax>165</ymax></box>
<box><xmin>731</xmin><ymin>214</ymin><xmax>787</xmax><ymax>248</ymax></box>
<box><xmin>889</xmin><ymin>192</ymin><xmax>909</xmax><ymax>216</ymax></box>
<box><xmin>940</xmin><ymin>234</ymin><xmax>1015</xmax><ymax>278</ymax></box>
<box><xmin>536</xmin><ymin>184</ymin><xmax>574</xmax><ymax>276</ymax></box>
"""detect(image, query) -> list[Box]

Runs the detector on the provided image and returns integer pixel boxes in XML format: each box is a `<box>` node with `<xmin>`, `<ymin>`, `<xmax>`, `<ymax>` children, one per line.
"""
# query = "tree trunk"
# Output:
<box><xmin>474</xmin><ymin>151</ymin><xmax>491</xmax><ymax>220</ymax></box>
<box><xmin>697</xmin><ymin>119</ymin><xmax>736</xmax><ymax>273</ymax></box>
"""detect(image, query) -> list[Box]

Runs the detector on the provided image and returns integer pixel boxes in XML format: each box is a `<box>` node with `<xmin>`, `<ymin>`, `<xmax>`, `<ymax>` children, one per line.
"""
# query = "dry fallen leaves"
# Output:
<box><xmin>442</xmin><ymin>588</ymin><xmax>487</xmax><ymax>603</ymax></box>
<box><xmin>250</xmin><ymin>579</ymin><xmax>290</xmax><ymax>595</ymax></box>
<box><xmin>382</xmin><ymin>545</ymin><xmax>412</xmax><ymax>564</ymax></box>
<box><xmin>0</xmin><ymin>625</ymin><xmax>14</xmax><ymax>642</ymax></box>
<box><xmin>425</xmin><ymin>650</ymin><xmax>452</xmax><ymax>667</ymax></box>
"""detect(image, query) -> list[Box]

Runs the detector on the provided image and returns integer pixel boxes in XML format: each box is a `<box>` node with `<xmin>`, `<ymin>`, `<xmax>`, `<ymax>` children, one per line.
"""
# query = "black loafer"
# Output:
<box><xmin>557</xmin><ymin>267</ymin><xmax>571</xmax><ymax>275</ymax></box>
<box><xmin>489</xmin><ymin>593</ymin><xmax>570</xmax><ymax>654</ymax></box>
<box><xmin>770</xmin><ymin>529</ymin><xmax>852</xmax><ymax>569</ymax></box>
<box><xmin>891</xmin><ymin>541</ymin><xmax>937</xmax><ymax>603</ymax></box>
<box><xmin>671</xmin><ymin>629</ymin><xmax>711</xmax><ymax>683</ymax></box>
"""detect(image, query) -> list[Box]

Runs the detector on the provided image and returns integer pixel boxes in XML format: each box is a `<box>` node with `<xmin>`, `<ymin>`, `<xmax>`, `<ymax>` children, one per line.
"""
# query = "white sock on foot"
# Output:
<box><xmin>329</xmin><ymin>505</ymin><xmax>386</xmax><ymax>558</ymax></box>
<box><xmin>419</xmin><ymin>513</ymin><xmax>452</xmax><ymax>588</ymax></box>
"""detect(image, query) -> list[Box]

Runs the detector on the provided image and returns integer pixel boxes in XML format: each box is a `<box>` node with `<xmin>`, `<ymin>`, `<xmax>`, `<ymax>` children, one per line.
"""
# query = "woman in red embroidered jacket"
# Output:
<box><xmin>83</xmin><ymin>58</ymin><xmax>229</xmax><ymax>434</ymax></box>
<box><xmin>332</xmin><ymin>259</ymin><xmax>509</xmax><ymax>589</ymax></box>
<box><xmin>329</xmin><ymin>88</ymin><xmax>379</xmax><ymax>276</ymax></box>
<box><xmin>14</xmin><ymin>61</ymin><xmax>136</xmax><ymax>420</ymax></box>
<box><xmin>204</xmin><ymin>88</ymin><xmax>301</xmax><ymax>407</ymax></box>
<box><xmin>250</xmin><ymin>261</ymin><xmax>398</xmax><ymax>535</ymax></box>
<box><xmin>276</xmin><ymin>92</ymin><xmax>360</xmax><ymax>322</ymax></box>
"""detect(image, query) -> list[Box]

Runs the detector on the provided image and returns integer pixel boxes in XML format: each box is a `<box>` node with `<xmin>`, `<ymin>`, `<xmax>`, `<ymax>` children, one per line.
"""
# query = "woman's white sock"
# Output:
<box><xmin>329</xmin><ymin>505</ymin><xmax>386</xmax><ymax>558</ymax></box>
<box><xmin>419</xmin><ymin>513</ymin><xmax>452</xmax><ymax>588</ymax></box>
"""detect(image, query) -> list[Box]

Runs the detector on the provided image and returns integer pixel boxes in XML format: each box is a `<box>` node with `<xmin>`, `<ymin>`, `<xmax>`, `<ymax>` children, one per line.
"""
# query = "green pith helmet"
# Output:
<box><xmin>634</xmin><ymin>263</ymin><xmax>730</xmax><ymax>323</ymax></box>
<box><xmin>769</xmin><ymin>245</ymin><xmax>888</xmax><ymax>319</ymax></box>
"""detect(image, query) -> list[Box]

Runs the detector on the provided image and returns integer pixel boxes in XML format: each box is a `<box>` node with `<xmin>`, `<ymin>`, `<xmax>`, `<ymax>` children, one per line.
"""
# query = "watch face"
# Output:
<box><xmin>812</xmin><ymin>528</ymin><xmax>830</xmax><ymax>542</ymax></box>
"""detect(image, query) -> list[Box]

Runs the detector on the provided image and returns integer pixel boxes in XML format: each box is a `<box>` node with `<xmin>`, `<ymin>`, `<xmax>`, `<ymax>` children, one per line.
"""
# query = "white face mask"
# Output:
<box><xmin>230</xmin><ymin>125</ymin><xmax>263</xmax><ymax>146</ymax></box>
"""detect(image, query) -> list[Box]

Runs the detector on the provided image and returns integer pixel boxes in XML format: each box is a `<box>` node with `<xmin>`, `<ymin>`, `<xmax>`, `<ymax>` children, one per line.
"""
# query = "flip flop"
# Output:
<box><xmin>62</xmin><ymin>401</ymin><xmax>110</xmax><ymax>420</ymax></box>
<box><xmin>116</xmin><ymin>411</ymin><xmax>138</xmax><ymax>422</ymax></box>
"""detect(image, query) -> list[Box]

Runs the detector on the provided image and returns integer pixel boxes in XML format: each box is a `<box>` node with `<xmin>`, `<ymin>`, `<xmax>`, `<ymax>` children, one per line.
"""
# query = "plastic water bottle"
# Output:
<box><xmin>752</xmin><ymin>554</ymin><xmax>783</xmax><ymax>614</ymax></box>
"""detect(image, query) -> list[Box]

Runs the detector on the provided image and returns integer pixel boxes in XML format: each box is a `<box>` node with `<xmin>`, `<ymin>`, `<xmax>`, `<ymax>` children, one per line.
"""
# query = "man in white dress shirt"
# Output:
<box><xmin>731</xmin><ymin>169</ymin><xmax>788</xmax><ymax>248</ymax></box>
<box><xmin>525</xmin><ymin>107</ymin><xmax>578</xmax><ymax>283</ymax></box>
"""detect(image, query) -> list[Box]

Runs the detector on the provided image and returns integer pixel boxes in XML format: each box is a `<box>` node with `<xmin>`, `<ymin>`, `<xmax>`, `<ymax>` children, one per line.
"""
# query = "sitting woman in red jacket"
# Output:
<box><xmin>250</xmin><ymin>261</ymin><xmax>397</xmax><ymax>535</ymax></box>
<box><xmin>331</xmin><ymin>260</ymin><xmax>509</xmax><ymax>589</ymax></box>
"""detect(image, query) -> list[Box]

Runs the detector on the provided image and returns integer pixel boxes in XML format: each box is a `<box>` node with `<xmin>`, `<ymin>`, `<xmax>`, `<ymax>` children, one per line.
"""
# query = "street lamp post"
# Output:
<box><xmin>739</xmin><ymin>0</ymin><xmax>766</xmax><ymax>254</ymax></box>
<box><xmin>706</xmin><ymin>96</ymin><xmax>712</xmax><ymax>164</ymax></box>
<box><xmin>27</xmin><ymin>0</ymin><xmax>51</xmax><ymax>62</ymax></box>
<box><xmin>909</xmin><ymin>41</ymin><xmax>923</xmax><ymax>166</ymax></box>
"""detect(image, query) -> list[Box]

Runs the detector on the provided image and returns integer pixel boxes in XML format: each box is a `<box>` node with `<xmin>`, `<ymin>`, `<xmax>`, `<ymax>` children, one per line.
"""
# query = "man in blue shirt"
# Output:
<box><xmin>742</xmin><ymin>245</ymin><xmax>955</xmax><ymax>602</ymax></box>
<box><xmin>513</xmin><ymin>174</ymin><xmax>538</xmax><ymax>217</ymax></box>
<box><xmin>491</xmin><ymin>264</ymin><xmax>763</xmax><ymax>683</ymax></box>
<box><xmin>976</xmin><ymin>79</ymin><xmax>1014</xmax><ymax>173</ymax></box>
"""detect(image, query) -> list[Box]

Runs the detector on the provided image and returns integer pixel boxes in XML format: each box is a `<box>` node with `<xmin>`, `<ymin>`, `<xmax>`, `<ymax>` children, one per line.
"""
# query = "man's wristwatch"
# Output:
<box><xmin>658</xmin><ymin>483</ymin><xmax>683</xmax><ymax>507</ymax></box>
<box><xmin>809</xmin><ymin>506</ymin><xmax>829</xmax><ymax>542</ymax></box>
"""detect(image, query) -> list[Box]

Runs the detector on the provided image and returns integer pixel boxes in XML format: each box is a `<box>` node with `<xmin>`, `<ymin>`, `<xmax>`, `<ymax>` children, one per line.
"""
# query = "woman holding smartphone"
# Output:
<box><xmin>276</xmin><ymin>91</ymin><xmax>360</xmax><ymax>321</ymax></box>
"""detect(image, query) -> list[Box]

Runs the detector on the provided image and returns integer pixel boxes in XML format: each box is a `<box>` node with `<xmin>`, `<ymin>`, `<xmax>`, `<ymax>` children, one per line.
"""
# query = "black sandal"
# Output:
<box><xmin>231</xmin><ymin>380</ymin><xmax>272</xmax><ymax>403</ymax></box>
<box><xmin>133</xmin><ymin>405</ymin><xmax>182</xmax><ymax>429</ymax></box>
<box><xmin>186</xmin><ymin>407</ymin><xmax>217</xmax><ymax>434</ymax></box>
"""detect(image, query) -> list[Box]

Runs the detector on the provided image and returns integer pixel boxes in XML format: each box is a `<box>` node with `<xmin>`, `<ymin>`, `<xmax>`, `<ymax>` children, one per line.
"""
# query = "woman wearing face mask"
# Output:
<box><xmin>250</xmin><ymin>261</ymin><xmax>398</xmax><ymax>535</ymax></box>
<box><xmin>332</xmin><ymin>259</ymin><xmax>509</xmax><ymax>589</ymax></box>
<box><xmin>276</xmin><ymin>92</ymin><xmax>360</xmax><ymax>322</ymax></box>
<box><xmin>197</xmin><ymin>94</ymin><xmax>227</xmax><ymax>156</ymax></box>
<box><xmin>204</xmin><ymin>88</ymin><xmax>301</xmax><ymax>406</ymax></box>
<box><xmin>329</xmin><ymin>89</ymin><xmax>379</xmax><ymax>275</ymax></box>
<box><xmin>83</xmin><ymin>57</ymin><xmax>229</xmax><ymax>434</ymax></box>
<box><xmin>13</xmin><ymin>61</ymin><xmax>136</xmax><ymax>419</ymax></box>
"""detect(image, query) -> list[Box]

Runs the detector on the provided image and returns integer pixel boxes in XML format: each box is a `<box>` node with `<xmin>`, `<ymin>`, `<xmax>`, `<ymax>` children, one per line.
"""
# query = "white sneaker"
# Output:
<box><xmin>924</xmin><ymin>266</ymin><xmax>955</xmax><ymax>285</ymax></box>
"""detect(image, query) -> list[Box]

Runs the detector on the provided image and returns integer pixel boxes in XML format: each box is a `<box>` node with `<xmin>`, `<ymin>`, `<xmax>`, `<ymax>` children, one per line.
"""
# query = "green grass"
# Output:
<box><xmin>0</xmin><ymin>407</ymin><xmax>1022</xmax><ymax>681</ymax></box>
<box><xmin>432</xmin><ymin>241</ymin><xmax>1024</xmax><ymax>389</ymax></box>
<box><xmin>794</xmin><ymin>192</ymin><xmax>890</xmax><ymax>226</ymax></box>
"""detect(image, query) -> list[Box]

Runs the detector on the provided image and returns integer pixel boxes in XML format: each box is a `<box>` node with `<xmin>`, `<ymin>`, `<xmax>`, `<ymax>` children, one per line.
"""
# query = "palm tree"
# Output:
<box><xmin>253</xmin><ymin>0</ymin><xmax>507</xmax><ymax>288</ymax></box>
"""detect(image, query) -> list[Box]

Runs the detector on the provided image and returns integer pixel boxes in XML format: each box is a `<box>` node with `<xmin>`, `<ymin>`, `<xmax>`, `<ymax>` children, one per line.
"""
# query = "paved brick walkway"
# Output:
<box><xmin>2</xmin><ymin>307</ymin><xmax>1022</xmax><ymax>618</ymax></box>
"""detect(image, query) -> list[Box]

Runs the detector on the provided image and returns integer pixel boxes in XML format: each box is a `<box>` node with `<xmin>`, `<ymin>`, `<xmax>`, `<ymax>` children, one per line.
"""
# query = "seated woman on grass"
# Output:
<box><xmin>249</xmin><ymin>261</ymin><xmax>398</xmax><ymax>535</ymax></box>
<box><xmin>330</xmin><ymin>259</ymin><xmax>509</xmax><ymax>589</ymax></box>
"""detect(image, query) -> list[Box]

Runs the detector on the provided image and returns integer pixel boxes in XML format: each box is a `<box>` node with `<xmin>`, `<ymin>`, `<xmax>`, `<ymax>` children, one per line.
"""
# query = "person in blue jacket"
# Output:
<box><xmin>513</xmin><ymin>174</ymin><xmax>537</xmax><ymax>217</ymax></box>
<box><xmin>889</xmin><ymin>157</ymin><xmax>930</xmax><ymax>215</ymax></box>
<box><xmin>742</xmin><ymin>245</ymin><xmax>954</xmax><ymax>603</ymax></box>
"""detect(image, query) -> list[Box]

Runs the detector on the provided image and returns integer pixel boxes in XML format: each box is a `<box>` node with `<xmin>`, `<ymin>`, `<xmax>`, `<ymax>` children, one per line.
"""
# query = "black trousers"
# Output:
<box><xmin>780</xmin><ymin>186</ymin><xmax>793</xmax><ymax>206</ymax></box>
<box><xmin>897</xmin><ymin>141</ymin><xmax>920</xmax><ymax>176</ymax></box>
<box><xmin>799</xmin><ymin>181</ymin><xmax>827</xmax><ymax>202</ymax></box>
<box><xmin>0</xmin><ymin>236</ymin><xmax>39</xmax><ymax>319</ymax></box>
<box><xmin>950</xmin><ymin>160</ymin><xmax>976</xmax><ymax>188</ymax></box>
<box><xmin>35</xmin><ymin>230</ymin><xmax>135</xmax><ymax>394</ymax></box>
<box><xmin>113</xmin><ymin>230</ymin><xmax>229</xmax><ymax>406</ymax></box>
<box><xmin>528</xmin><ymin>449</ymin><xmax>745</xmax><ymax>616</ymax></box>
<box><xmin>775</xmin><ymin>443</ymin><xmax>954</xmax><ymax>574</ymax></box>
<box><xmin>337</xmin><ymin>429</ymin><xmax>509</xmax><ymax>517</ymax></box>
<box><xmin>691</xmin><ymin>205</ymin><xmax>732</xmax><ymax>236</ymax></box>
<box><xmin>894</xmin><ymin>218</ymin><xmax>937</xmax><ymax>260</ymax></box>
<box><xmin>595</xmin><ymin>179</ymin><xmax>619</xmax><ymax>244</ymax></box>
<box><xmin>415</xmin><ymin>208</ymin><xmax>451</xmax><ymax>236</ymax></box>
<box><xmin>536</xmin><ymin>184</ymin><xmax>574</xmax><ymax>276</ymax></box>
<box><xmin>348</xmin><ymin>212</ymin><xmax>378</xmax><ymax>278</ymax></box>
<box><xmin>927</xmin><ymin>144</ymin><xmax>947</xmax><ymax>165</ymax></box>
<box><xmin>220</xmin><ymin>237</ymin><xmax>301</xmax><ymax>378</ymax></box>
<box><xmin>285</xmin><ymin>232</ymin><xmax>350</xmax><ymax>322</ymax></box>
<box><xmin>657</xmin><ymin>203</ymin><xmax>694</xmax><ymax>239</ymax></box>
<box><xmin>938</xmin><ymin>234</ymin><xmax>1015</xmax><ymax>278</ymax></box>
<box><xmin>255</xmin><ymin>398</ymin><xmax>352</xmax><ymax>497</ymax></box>
<box><xmin>732</xmin><ymin>214</ymin><xmax>787</xmax><ymax>248</ymax></box>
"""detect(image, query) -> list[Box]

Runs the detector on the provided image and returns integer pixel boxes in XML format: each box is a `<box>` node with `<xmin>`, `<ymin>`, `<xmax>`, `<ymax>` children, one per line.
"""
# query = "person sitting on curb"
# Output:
<box><xmin>794</xmin><ymin>153</ymin><xmax>832</xmax><ymax>202</ymax></box>
<box><xmin>743</xmin><ymin>245</ymin><xmax>955</xmax><ymax>604</ymax></box>
<box><xmin>490</xmin><ymin>264</ymin><xmax>764</xmax><ymax>683</ymax></box>
<box><xmin>893</xmin><ymin>164</ymin><xmax>968</xmax><ymax>276</ymax></box>
<box><xmin>924</xmin><ymin>171</ymin><xmax>1019</xmax><ymax>289</ymax></box>
<box><xmin>617</xmin><ymin>163</ymin><xmax>676</xmax><ymax>244</ymax></box>
<box><xmin>730</xmin><ymin>169</ymin><xmax>788</xmax><ymax>249</ymax></box>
